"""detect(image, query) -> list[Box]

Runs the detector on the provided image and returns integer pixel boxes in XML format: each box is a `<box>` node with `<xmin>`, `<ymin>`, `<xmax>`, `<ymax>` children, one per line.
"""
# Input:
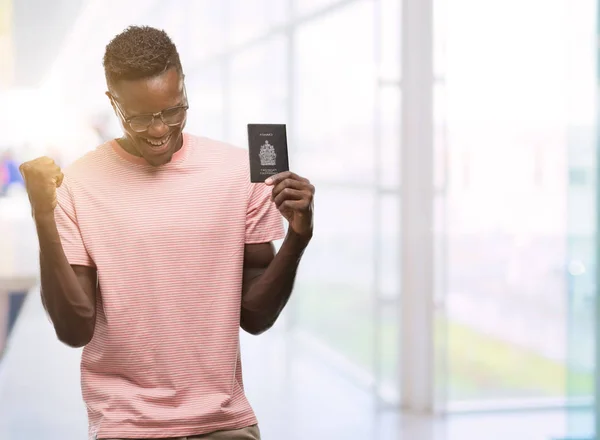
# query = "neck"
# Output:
<box><xmin>117</xmin><ymin>136</ymin><xmax>140</xmax><ymax>157</ymax></box>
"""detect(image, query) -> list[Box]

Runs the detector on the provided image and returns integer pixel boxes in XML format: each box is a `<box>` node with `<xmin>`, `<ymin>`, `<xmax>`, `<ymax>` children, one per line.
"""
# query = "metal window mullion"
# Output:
<box><xmin>372</xmin><ymin>0</ymin><xmax>384</xmax><ymax>411</ymax></box>
<box><xmin>400</xmin><ymin>0</ymin><xmax>435</xmax><ymax>413</ymax></box>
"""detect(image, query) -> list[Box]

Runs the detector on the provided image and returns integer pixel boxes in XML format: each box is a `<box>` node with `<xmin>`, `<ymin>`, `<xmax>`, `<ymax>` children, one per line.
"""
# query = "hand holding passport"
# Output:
<box><xmin>247</xmin><ymin>123</ymin><xmax>315</xmax><ymax>241</ymax></box>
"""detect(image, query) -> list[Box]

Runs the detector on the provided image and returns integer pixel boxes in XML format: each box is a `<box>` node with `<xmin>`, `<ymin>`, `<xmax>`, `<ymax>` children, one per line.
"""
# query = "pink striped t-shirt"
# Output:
<box><xmin>54</xmin><ymin>133</ymin><xmax>285</xmax><ymax>439</ymax></box>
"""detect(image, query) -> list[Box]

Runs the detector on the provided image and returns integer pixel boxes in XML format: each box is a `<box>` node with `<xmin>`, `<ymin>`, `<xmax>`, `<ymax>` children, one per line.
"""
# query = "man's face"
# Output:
<box><xmin>109</xmin><ymin>67</ymin><xmax>188</xmax><ymax>167</ymax></box>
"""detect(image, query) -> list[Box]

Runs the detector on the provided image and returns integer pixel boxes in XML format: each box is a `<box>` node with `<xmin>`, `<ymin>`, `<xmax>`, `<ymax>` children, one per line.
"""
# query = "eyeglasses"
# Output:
<box><xmin>111</xmin><ymin>86</ymin><xmax>189</xmax><ymax>133</ymax></box>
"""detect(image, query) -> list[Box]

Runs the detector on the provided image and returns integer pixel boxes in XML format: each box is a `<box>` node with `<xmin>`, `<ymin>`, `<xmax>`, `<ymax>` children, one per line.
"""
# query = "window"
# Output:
<box><xmin>228</xmin><ymin>36</ymin><xmax>287</xmax><ymax>147</ymax></box>
<box><xmin>293</xmin><ymin>0</ymin><xmax>375</xmax><ymax>184</ymax></box>
<box><xmin>228</xmin><ymin>0</ymin><xmax>288</xmax><ymax>46</ymax></box>
<box><xmin>439</xmin><ymin>0</ymin><xmax>597</xmax><ymax>406</ymax></box>
<box><xmin>294</xmin><ymin>187</ymin><xmax>376</xmax><ymax>375</ymax></box>
<box><xmin>185</xmin><ymin>64</ymin><xmax>226</xmax><ymax>141</ymax></box>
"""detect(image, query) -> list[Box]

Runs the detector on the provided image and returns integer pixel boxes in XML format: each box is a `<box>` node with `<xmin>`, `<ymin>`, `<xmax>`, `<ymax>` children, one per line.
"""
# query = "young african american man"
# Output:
<box><xmin>19</xmin><ymin>26</ymin><xmax>314</xmax><ymax>440</ymax></box>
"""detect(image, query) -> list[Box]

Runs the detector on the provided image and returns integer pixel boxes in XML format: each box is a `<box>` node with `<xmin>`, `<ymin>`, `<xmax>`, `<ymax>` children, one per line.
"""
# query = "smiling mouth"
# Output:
<box><xmin>143</xmin><ymin>134</ymin><xmax>172</xmax><ymax>148</ymax></box>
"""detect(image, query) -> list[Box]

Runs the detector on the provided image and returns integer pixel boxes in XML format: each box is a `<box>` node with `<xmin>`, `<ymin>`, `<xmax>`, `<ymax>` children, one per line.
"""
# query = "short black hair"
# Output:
<box><xmin>103</xmin><ymin>25</ymin><xmax>183</xmax><ymax>89</ymax></box>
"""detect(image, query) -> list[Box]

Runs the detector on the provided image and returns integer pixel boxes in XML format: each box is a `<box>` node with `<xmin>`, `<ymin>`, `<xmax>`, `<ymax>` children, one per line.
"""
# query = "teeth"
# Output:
<box><xmin>145</xmin><ymin>134</ymin><xmax>170</xmax><ymax>147</ymax></box>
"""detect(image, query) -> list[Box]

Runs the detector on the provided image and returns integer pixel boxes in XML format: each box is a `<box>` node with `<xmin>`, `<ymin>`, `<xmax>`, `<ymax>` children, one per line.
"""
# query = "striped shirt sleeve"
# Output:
<box><xmin>245</xmin><ymin>182</ymin><xmax>285</xmax><ymax>244</ymax></box>
<box><xmin>54</xmin><ymin>178</ymin><xmax>96</xmax><ymax>267</ymax></box>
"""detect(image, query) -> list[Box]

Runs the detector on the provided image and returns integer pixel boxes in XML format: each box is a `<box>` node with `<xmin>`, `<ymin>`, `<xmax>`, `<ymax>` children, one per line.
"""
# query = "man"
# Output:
<box><xmin>19</xmin><ymin>26</ymin><xmax>314</xmax><ymax>440</ymax></box>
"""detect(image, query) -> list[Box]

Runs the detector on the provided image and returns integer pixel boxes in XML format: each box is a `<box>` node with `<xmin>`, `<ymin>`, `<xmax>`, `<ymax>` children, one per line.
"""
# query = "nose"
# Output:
<box><xmin>146</xmin><ymin>117</ymin><xmax>169</xmax><ymax>138</ymax></box>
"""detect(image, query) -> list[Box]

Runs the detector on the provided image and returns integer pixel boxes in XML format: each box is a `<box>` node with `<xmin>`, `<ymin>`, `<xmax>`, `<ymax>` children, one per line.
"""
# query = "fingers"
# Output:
<box><xmin>271</xmin><ymin>179</ymin><xmax>314</xmax><ymax>211</ymax></box>
<box><xmin>268</xmin><ymin>171</ymin><xmax>315</xmax><ymax>216</ymax></box>
<box><xmin>265</xmin><ymin>171</ymin><xmax>310</xmax><ymax>186</ymax></box>
<box><xmin>271</xmin><ymin>178</ymin><xmax>307</xmax><ymax>199</ymax></box>
<box><xmin>280</xmin><ymin>198</ymin><xmax>312</xmax><ymax>212</ymax></box>
<box><xmin>269</xmin><ymin>173</ymin><xmax>314</xmax><ymax>196</ymax></box>
<box><xmin>19</xmin><ymin>161</ymin><xmax>31</xmax><ymax>180</ymax></box>
<box><xmin>19</xmin><ymin>157</ymin><xmax>63</xmax><ymax>187</ymax></box>
<box><xmin>273</xmin><ymin>187</ymin><xmax>305</xmax><ymax>208</ymax></box>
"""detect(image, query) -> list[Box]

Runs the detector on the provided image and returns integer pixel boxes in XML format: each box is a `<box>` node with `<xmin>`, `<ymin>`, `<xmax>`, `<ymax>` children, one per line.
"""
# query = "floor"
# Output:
<box><xmin>0</xmin><ymin>291</ymin><xmax>593</xmax><ymax>440</ymax></box>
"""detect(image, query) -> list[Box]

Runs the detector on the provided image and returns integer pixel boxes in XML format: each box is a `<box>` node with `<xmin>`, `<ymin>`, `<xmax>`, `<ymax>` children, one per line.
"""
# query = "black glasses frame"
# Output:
<box><xmin>110</xmin><ymin>85</ymin><xmax>189</xmax><ymax>133</ymax></box>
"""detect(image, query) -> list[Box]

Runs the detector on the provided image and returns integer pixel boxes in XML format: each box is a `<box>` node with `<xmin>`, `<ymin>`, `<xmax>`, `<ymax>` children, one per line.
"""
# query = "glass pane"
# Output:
<box><xmin>293</xmin><ymin>0</ymin><xmax>375</xmax><ymax>184</ymax></box>
<box><xmin>186</xmin><ymin>0</ymin><xmax>227</xmax><ymax>61</ymax></box>
<box><xmin>566</xmin><ymin>144</ymin><xmax>596</xmax><ymax>400</ymax></box>
<box><xmin>565</xmin><ymin>0</ymin><xmax>597</xmax><ymax>436</ymax></box>
<box><xmin>378</xmin><ymin>0</ymin><xmax>401</xmax><ymax>82</ymax></box>
<box><xmin>293</xmin><ymin>0</ymin><xmax>339</xmax><ymax>17</ymax></box>
<box><xmin>143</xmin><ymin>3</ymin><xmax>187</xmax><ymax>49</ymax></box>
<box><xmin>445</xmin><ymin>142</ymin><xmax>569</xmax><ymax>402</ymax></box>
<box><xmin>434</xmin><ymin>83</ymin><xmax>448</xmax><ymax>192</ymax></box>
<box><xmin>434</xmin><ymin>0</ymin><xmax>447</xmax><ymax>79</ymax></box>
<box><xmin>228</xmin><ymin>0</ymin><xmax>288</xmax><ymax>46</ymax></box>
<box><xmin>379</xmin><ymin>86</ymin><xmax>401</xmax><ymax>189</ymax></box>
<box><xmin>228</xmin><ymin>37</ymin><xmax>287</xmax><ymax>148</ymax></box>
<box><xmin>186</xmin><ymin>63</ymin><xmax>225</xmax><ymax>141</ymax></box>
<box><xmin>377</xmin><ymin>303</ymin><xmax>400</xmax><ymax>405</ymax></box>
<box><xmin>376</xmin><ymin>194</ymin><xmax>401</xmax><ymax>405</ymax></box>
<box><xmin>441</xmin><ymin>0</ymin><xmax>588</xmax><ymax>406</ymax></box>
<box><xmin>294</xmin><ymin>187</ymin><xmax>375</xmax><ymax>375</ymax></box>
<box><xmin>378</xmin><ymin>193</ymin><xmax>400</xmax><ymax>300</ymax></box>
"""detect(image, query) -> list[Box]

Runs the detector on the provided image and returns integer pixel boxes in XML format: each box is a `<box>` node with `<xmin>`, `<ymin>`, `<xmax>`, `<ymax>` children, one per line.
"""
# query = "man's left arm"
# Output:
<box><xmin>241</xmin><ymin>172</ymin><xmax>315</xmax><ymax>335</ymax></box>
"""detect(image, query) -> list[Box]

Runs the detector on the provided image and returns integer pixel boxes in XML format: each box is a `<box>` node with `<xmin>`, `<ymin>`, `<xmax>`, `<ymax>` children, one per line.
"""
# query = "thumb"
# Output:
<box><xmin>55</xmin><ymin>173</ymin><xmax>64</xmax><ymax>188</ymax></box>
<box><xmin>18</xmin><ymin>164</ymin><xmax>26</xmax><ymax>180</ymax></box>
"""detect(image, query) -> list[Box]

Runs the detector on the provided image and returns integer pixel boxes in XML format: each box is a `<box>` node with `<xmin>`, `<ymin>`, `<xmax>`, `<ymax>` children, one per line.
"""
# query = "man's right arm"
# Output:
<box><xmin>35</xmin><ymin>213</ymin><xmax>97</xmax><ymax>348</ymax></box>
<box><xmin>21</xmin><ymin>156</ymin><xmax>97</xmax><ymax>348</ymax></box>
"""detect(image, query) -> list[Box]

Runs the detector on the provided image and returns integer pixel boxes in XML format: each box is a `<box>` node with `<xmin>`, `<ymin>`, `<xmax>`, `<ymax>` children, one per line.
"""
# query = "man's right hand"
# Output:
<box><xmin>19</xmin><ymin>156</ymin><xmax>64</xmax><ymax>217</ymax></box>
